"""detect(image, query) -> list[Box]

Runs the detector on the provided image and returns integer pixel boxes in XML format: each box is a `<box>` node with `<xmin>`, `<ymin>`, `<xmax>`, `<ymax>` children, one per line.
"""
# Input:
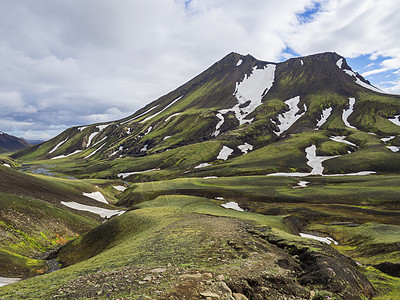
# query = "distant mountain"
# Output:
<box><xmin>0</xmin><ymin>131</ymin><xmax>31</xmax><ymax>153</ymax></box>
<box><xmin>24</xmin><ymin>139</ymin><xmax>44</xmax><ymax>145</ymax></box>
<box><xmin>13</xmin><ymin>52</ymin><xmax>400</xmax><ymax>179</ymax></box>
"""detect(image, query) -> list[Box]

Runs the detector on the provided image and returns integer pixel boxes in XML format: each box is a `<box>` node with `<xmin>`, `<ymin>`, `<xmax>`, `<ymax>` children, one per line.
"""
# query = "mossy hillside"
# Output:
<box><xmin>0</xmin><ymin>250</ymin><xmax>47</xmax><ymax>278</ymax></box>
<box><xmin>44</xmin><ymin>140</ymin><xmax>222</xmax><ymax>181</ymax></box>
<box><xmin>139</xmin><ymin>109</ymin><xmax>218</xmax><ymax>153</ymax></box>
<box><xmin>364</xmin><ymin>266</ymin><xmax>400</xmax><ymax>300</ymax></box>
<box><xmin>117</xmin><ymin>176</ymin><xmax>295</xmax><ymax>207</ymax></box>
<box><xmin>323</xmin><ymin>145</ymin><xmax>400</xmax><ymax>173</ymax></box>
<box><xmin>0</xmin><ymin>195</ymin><xmax>292</xmax><ymax>298</ymax></box>
<box><xmin>117</xmin><ymin>174</ymin><xmax>400</xmax><ymax>212</ymax></box>
<box><xmin>0</xmin><ymin>191</ymin><xmax>99</xmax><ymax>277</ymax></box>
<box><xmin>309</xmin><ymin>222</ymin><xmax>400</xmax><ymax>265</ymax></box>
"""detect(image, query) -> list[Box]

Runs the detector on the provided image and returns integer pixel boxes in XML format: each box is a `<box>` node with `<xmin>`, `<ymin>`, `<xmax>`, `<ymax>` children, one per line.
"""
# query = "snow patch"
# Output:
<box><xmin>0</xmin><ymin>277</ymin><xmax>21</xmax><ymax>287</ymax></box>
<box><xmin>93</xmin><ymin>136</ymin><xmax>107</xmax><ymax>146</ymax></box>
<box><xmin>121</xmin><ymin>105</ymin><xmax>159</xmax><ymax>124</ymax></box>
<box><xmin>315</xmin><ymin>107</ymin><xmax>332</xmax><ymax>129</ymax></box>
<box><xmin>118</xmin><ymin>168</ymin><xmax>160</xmax><ymax>179</ymax></box>
<box><xmin>300</xmin><ymin>233</ymin><xmax>338</xmax><ymax>245</ymax></box>
<box><xmin>342</xmin><ymin>97</ymin><xmax>357</xmax><ymax>129</ymax></box>
<box><xmin>336</xmin><ymin>58</ymin><xmax>343</xmax><ymax>68</ymax></box>
<box><xmin>388</xmin><ymin>115</ymin><xmax>400</xmax><ymax>126</ymax></box>
<box><xmin>51</xmin><ymin>150</ymin><xmax>82</xmax><ymax>160</ymax></box>
<box><xmin>97</xmin><ymin>124</ymin><xmax>110</xmax><ymax>132</ymax></box>
<box><xmin>212</xmin><ymin>113</ymin><xmax>225</xmax><ymax>137</ymax></box>
<box><xmin>342</xmin><ymin>68</ymin><xmax>382</xmax><ymax>93</ymax></box>
<box><xmin>113</xmin><ymin>185</ymin><xmax>127</xmax><ymax>192</ymax></box>
<box><xmin>300</xmin><ymin>59</ymin><xmax>304</xmax><ymax>66</ymax></box>
<box><xmin>194</xmin><ymin>163</ymin><xmax>212</xmax><ymax>169</ymax></box>
<box><xmin>324</xmin><ymin>171</ymin><xmax>376</xmax><ymax>177</ymax></box>
<box><xmin>85</xmin><ymin>143</ymin><xmax>106</xmax><ymax>159</ymax></box>
<box><xmin>61</xmin><ymin>201</ymin><xmax>124</xmax><ymax>218</ymax></box>
<box><xmin>3</xmin><ymin>164</ymin><xmax>11</xmax><ymax>168</ymax></box>
<box><xmin>238</xmin><ymin>143</ymin><xmax>253</xmax><ymax>154</ymax></box>
<box><xmin>267</xmin><ymin>172</ymin><xmax>310</xmax><ymax>177</ymax></box>
<box><xmin>110</xmin><ymin>146</ymin><xmax>124</xmax><ymax>157</ymax></box>
<box><xmin>381</xmin><ymin>136</ymin><xmax>395</xmax><ymax>143</ymax></box>
<box><xmin>329</xmin><ymin>136</ymin><xmax>357</xmax><ymax>147</ymax></box>
<box><xmin>306</xmin><ymin>145</ymin><xmax>340</xmax><ymax>175</ymax></box>
<box><xmin>233</xmin><ymin>65</ymin><xmax>276</xmax><ymax>124</ymax></box>
<box><xmin>236</xmin><ymin>59</ymin><xmax>242</xmax><ymax>67</ymax></box>
<box><xmin>140</xmin><ymin>96</ymin><xmax>183</xmax><ymax>123</ymax></box>
<box><xmin>165</xmin><ymin>112</ymin><xmax>182</xmax><ymax>122</ymax></box>
<box><xmin>387</xmin><ymin>146</ymin><xmax>400</xmax><ymax>152</ymax></box>
<box><xmin>78</xmin><ymin>126</ymin><xmax>87</xmax><ymax>131</ymax></box>
<box><xmin>217</xmin><ymin>146</ymin><xmax>234</xmax><ymax>160</ymax></box>
<box><xmin>203</xmin><ymin>176</ymin><xmax>218</xmax><ymax>179</ymax></box>
<box><xmin>87</xmin><ymin>132</ymin><xmax>99</xmax><ymax>147</ymax></box>
<box><xmin>294</xmin><ymin>181</ymin><xmax>309</xmax><ymax>188</ymax></box>
<box><xmin>273</xmin><ymin>96</ymin><xmax>307</xmax><ymax>136</ymax></box>
<box><xmin>221</xmin><ymin>201</ymin><xmax>244</xmax><ymax>212</ymax></box>
<box><xmin>140</xmin><ymin>144</ymin><xmax>148</xmax><ymax>152</ymax></box>
<box><xmin>163</xmin><ymin>136</ymin><xmax>171</xmax><ymax>140</ymax></box>
<box><xmin>83</xmin><ymin>191</ymin><xmax>108</xmax><ymax>204</ymax></box>
<box><xmin>49</xmin><ymin>138</ymin><xmax>68</xmax><ymax>154</ymax></box>
<box><xmin>144</xmin><ymin>126</ymin><xmax>152</xmax><ymax>135</ymax></box>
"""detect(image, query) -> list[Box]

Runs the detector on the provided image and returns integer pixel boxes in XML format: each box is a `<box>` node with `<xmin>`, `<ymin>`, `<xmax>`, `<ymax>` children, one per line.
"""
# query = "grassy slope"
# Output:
<box><xmin>0</xmin><ymin>166</ymin><xmax>123</xmax><ymax>277</ymax></box>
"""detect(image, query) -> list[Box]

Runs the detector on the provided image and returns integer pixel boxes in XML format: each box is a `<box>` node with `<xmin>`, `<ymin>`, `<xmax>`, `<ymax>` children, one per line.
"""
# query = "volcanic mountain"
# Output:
<box><xmin>13</xmin><ymin>52</ymin><xmax>400</xmax><ymax>180</ymax></box>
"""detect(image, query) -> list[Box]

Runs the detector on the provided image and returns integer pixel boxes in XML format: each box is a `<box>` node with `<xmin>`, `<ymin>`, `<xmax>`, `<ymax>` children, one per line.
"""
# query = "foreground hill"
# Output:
<box><xmin>2</xmin><ymin>52</ymin><xmax>400</xmax><ymax>299</ymax></box>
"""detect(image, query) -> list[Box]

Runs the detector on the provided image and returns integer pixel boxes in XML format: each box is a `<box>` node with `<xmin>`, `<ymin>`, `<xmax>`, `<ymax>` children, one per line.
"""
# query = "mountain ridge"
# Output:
<box><xmin>0</xmin><ymin>131</ymin><xmax>31</xmax><ymax>154</ymax></box>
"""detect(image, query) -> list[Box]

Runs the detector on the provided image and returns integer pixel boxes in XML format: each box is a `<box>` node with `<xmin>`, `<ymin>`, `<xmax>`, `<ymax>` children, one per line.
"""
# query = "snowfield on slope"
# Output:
<box><xmin>273</xmin><ymin>96</ymin><xmax>307</xmax><ymax>136</ymax></box>
<box><xmin>49</xmin><ymin>138</ymin><xmax>68</xmax><ymax>154</ymax></box>
<box><xmin>306</xmin><ymin>145</ymin><xmax>340</xmax><ymax>175</ymax></box>
<box><xmin>61</xmin><ymin>201</ymin><xmax>124</xmax><ymax>218</ymax></box>
<box><xmin>342</xmin><ymin>98</ymin><xmax>357</xmax><ymax>129</ymax></box>
<box><xmin>118</xmin><ymin>168</ymin><xmax>160</xmax><ymax>179</ymax></box>
<box><xmin>329</xmin><ymin>136</ymin><xmax>357</xmax><ymax>147</ymax></box>
<box><xmin>217</xmin><ymin>146</ymin><xmax>234</xmax><ymax>160</ymax></box>
<box><xmin>300</xmin><ymin>233</ymin><xmax>338</xmax><ymax>245</ymax></box>
<box><xmin>238</xmin><ymin>143</ymin><xmax>253</xmax><ymax>154</ymax></box>
<box><xmin>83</xmin><ymin>191</ymin><xmax>108</xmax><ymax>204</ymax></box>
<box><xmin>140</xmin><ymin>96</ymin><xmax>183</xmax><ymax>123</ymax></box>
<box><xmin>316</xmin><ymin>107</ymin><xmax>332</xmax><ymax>129</ymax></box>
<box><xmin>221</xmin><ymin>201</ymin><xmax>245</xmax><ymax>211</ymax></box>
<box><xmin>388</xmin><ymin>115</ymin><xmax>400</xmax><ymax>126</ymax></box>
<box><xmin>213</xmin><ymin>64</ymin><xmax>276</xmax><ymax>135</ymax></box>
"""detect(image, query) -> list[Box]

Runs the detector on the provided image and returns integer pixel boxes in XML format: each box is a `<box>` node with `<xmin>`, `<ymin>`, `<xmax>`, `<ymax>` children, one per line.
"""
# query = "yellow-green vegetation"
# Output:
<box><xmin>364</xmin><ymin>267</ymin><xmax>400</xmax><ymax>300</ymax></box>
<box><xmin>310</xmin><ymin>222</ymin><xmax>400</xmax><ymax>265</ymax></box>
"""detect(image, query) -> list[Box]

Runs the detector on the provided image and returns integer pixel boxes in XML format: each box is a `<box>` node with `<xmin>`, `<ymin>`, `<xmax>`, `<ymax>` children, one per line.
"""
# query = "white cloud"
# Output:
<box><xmin>0</xmin><ymin>0</ymin><xmax>400</xmax><ymax>139</ymax></box>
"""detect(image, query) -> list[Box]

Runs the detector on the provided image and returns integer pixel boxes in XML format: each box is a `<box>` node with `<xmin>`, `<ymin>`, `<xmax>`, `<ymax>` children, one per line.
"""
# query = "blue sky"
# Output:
<box><xmin>0</xmin><ymin>0</ymin><xmax>399</xmax><ymax>140</ymax></box>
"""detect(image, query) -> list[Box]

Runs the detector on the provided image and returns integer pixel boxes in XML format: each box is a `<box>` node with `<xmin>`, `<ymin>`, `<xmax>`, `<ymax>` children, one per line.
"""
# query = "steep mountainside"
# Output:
<box><xmin>0</xmin><ymin>132</ymin><xmax>31</xmax><ymax>153</ymax></box>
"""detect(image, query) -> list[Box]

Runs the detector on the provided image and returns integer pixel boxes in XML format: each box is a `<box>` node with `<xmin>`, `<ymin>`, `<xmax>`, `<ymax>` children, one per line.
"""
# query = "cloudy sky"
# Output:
<box><xmin>1</xmin><ymin>0</ymin><xmax>400</xmax><ymax>140</ymax></box>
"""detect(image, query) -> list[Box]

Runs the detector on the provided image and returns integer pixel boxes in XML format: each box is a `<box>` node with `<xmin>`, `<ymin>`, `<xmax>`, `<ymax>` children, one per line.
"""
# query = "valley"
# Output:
<box><xmin>1</xmin><ymin>52</ymin><xmax>400</xmax><ymax>299</ymax></box>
